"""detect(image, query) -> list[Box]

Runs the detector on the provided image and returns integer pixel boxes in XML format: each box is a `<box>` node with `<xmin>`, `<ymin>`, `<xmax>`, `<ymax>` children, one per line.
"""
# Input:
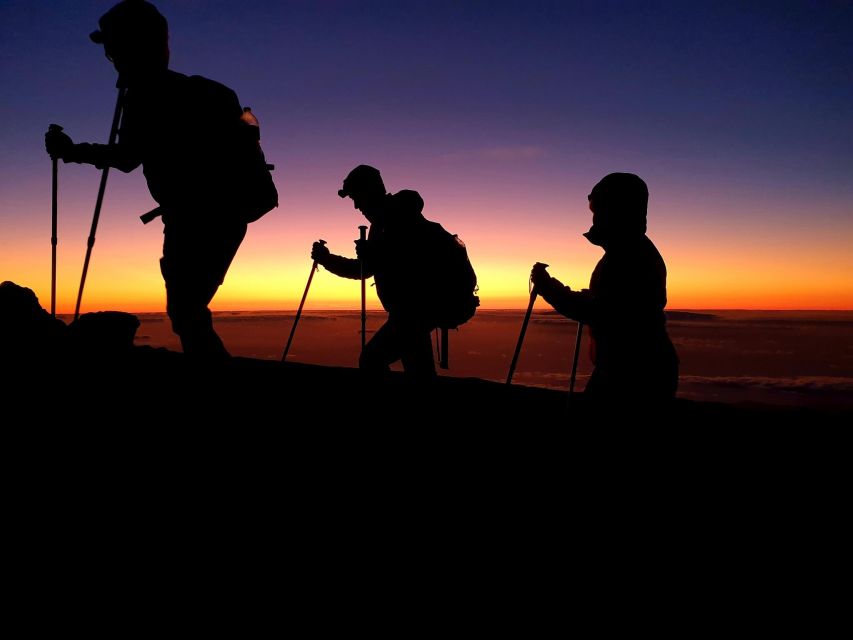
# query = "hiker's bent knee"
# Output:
<box><xmin>167</xmin><ymin>301</ymin><xmax>212</xmax><ymax>336</ymax></box>
<box><xmin>359</xmin><ymin>346</ymin><xmax>389</xmax><ymax>372</ymax></box>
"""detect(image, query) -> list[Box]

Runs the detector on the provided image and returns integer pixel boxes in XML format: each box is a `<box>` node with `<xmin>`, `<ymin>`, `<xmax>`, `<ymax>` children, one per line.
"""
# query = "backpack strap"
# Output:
<box><xmin>439</xmin><ymin>327</ymin><xmax>449</xmax><ymax>369</ymax></box>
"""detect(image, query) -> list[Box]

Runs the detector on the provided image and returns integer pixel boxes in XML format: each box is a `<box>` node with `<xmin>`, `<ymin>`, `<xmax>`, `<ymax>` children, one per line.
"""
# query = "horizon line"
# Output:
<box><xmin>54</xmin><ymin>307</ymin><xmax>853</xmax><ymax>315</ymax></box>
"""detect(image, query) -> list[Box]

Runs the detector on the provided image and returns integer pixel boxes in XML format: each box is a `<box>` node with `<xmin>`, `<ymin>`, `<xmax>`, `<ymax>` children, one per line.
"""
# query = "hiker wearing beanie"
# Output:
<box><xmin>531</xmin><ymin>173</ymin><xmax>679</xmax><ymax>401</ymax></box>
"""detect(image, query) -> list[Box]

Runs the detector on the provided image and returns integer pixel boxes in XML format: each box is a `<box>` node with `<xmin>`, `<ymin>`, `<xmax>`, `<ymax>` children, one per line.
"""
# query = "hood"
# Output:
<box><xmin>387</xmin><ymin>189</ymin><xmax>426</xmax><ymax>225</ymax></box>
<box><xmin>585</xmin><ymin>173</ymin><xmax>648</xmax><ymax>247</ymax></box>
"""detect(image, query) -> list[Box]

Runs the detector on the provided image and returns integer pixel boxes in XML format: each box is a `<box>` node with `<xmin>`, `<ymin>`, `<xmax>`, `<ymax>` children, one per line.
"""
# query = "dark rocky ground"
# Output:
<box><xmin>4</xmin><ymin>280</ymin><xmax>850</xmax><ymax>428</ymax></box>
<box><xmin>4</xmin><ymin>283</ymin><xmax>850</xmax><ymax>614</ymax></box>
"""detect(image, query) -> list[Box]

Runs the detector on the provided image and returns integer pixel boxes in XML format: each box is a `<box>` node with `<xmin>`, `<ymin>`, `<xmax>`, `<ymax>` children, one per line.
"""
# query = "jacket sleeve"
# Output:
<box><xmin>67</xmin><ymin>120</ymin><xmax>142</xmax><ymax>174</ymax></box>
<box><xmin>538</xmin><ymin>277</ymin><xmax>596</xmax><ymax>324</ymax></box>
<box><xmin>64</xmin><ymin>99</ymin><xmax>142</xmax><ymax>172</ymax></box>
<box><xmin>322</xmin><ymin>254</ymin><xmax>375</xmax><ymax>280</ymax></box>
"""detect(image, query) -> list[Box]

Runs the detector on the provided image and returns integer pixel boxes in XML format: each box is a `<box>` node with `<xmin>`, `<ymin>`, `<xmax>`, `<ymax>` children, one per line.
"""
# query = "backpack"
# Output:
<box><xmin>434</xmin><ymin>229</ymin><xmax>480</xmax><ymax>329</ymax></box>
<box><xmin>233</xmin><ymin>108</ymin><xmax>278</xmax><ymax>223</ymax></box>
<box><xmin>185</xmin><ymin>76</ymin><xmax>278</xmax><ymax>223</ymax></box>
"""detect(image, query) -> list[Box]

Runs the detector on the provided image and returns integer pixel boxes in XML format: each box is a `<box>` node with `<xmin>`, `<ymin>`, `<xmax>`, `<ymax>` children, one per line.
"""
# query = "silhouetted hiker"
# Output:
<box><xmin>531</xmin><ymin>173</ymin><xmax>678</xmax><ymax>402</ymax></box>
<box><xmin>312</xmin><ymin>165</ymin><xmax>472</xmax><ymax>377</ymax></box>
<box><xmin>44</xmin><ymin>0</ymin><xmax>277</xmax><ymax>360</ymax></box>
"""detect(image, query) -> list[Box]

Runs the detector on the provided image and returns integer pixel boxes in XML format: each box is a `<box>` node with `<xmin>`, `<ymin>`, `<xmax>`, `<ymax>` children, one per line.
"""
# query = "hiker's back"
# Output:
<box><xmin>587</xmin><ymin>235</ymin><xmax>677</xmax><ymax>397</ymax></box>
<box><xmin>590</xmin><ymin>236</ymin><xmax>669</xmax><ymax>354</ymax></box>
<box><xmin>385</xmin><ymin>219</ymin><xmax>477</xmax><ymax>327</ymax></box>
<box><xmin>425</xmin><ymin>222</ymin><xmax>479</xmax><ymax>328</ymax></box>
<box><xmin>124</xmin><ymin>71</ymin><xmax>276</xmax><ymax>220</ymax></box>
<box><xmin>366</xmin><ymin>191</ymin><xmax>477</xmax><ymax>326</ymax></box>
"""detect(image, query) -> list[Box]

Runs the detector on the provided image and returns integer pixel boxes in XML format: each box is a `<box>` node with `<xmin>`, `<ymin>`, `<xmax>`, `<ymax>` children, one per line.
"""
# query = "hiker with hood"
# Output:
<box><xmin>531</xmin><ymin>173</ymin><xmax>678</xmax><ymax>401</ymax></box>
<box><xmin>44</xmin><ymin>0</ymin><xmax>277</xmax><ymax>360</ymax></box>
<box><xmin>311</xmin><ymin>165</ymin><xmax>472</xmax><ymax>377</ymax></box>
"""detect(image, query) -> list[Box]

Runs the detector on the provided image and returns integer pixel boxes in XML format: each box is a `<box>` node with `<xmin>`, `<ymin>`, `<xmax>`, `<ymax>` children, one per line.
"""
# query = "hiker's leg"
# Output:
<box><xmin>359</xmin><ymin>319</ymin><xmax>400</xmax><ymax>372</ymax></box>
<box><xmin>161</xmin><ymin>217</ymin><xmax>246</xmax><ymax>359</ymax></box>
<box><xmin>583</xmin><ymin>368</ymin><xmax>608</xmax><ymax>397</ymax></box>
<box><xmin>399</xmin><ymin>324</ymin><xmax>436</xmax><ymax>377</ymax></box>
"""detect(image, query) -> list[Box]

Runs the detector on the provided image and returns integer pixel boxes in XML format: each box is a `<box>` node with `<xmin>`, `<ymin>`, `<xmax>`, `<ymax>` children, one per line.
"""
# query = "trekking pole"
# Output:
<box><xmin>73</xmin><ymin>86</ymin><xmax>126</xmax><ymax>321</ymax></box>
<box><xmin>358</xmin><ymin>225</ymin><xmax>368</xmax><ymax>351</ymax></box>
<box><xmin>506</xmin><ymin>262</ymin><xmax>548</xmax><ymax>385</ymax></box>
<box><xmin>281</xmin><ymin>240</ymin><xmax>326</xmax><ymax>362</ymax></box>
<box><xmin>439</xmin><ymin>327</ymin><xmax>449</xmax><ymax>370</ymax></box>
<box><xmin>569</xmin><ymin>321</ymin><xmax>584</xmax><ymax>395</ymax></box>
<box><xmin>49</xmin><ymin>124</ymin><xmax>62</xmax><ymax>317</ymax></box>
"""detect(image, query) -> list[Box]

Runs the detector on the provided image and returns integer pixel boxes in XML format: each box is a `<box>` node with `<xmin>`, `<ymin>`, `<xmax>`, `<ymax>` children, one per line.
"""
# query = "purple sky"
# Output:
<box><xmin>1</xmin><ymin>0</ymin><xmax>851</xmax><ymax>310</ymax></box>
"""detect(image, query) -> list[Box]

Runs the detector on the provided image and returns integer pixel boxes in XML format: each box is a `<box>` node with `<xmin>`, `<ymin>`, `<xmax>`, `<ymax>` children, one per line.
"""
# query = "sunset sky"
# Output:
<box><xmin>1</xmin><ymin>0</ymin><xmax>851</xmax><ymax>312</ymax></box>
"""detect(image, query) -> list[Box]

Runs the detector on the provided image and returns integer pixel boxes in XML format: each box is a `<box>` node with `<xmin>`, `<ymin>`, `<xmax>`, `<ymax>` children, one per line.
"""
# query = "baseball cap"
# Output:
<box><xmin>338</xmin><ymin>165</ymin><xmax>385</xmax><ymax>198</ymax></box>
<box><xmin>89</xmin><ymin>0</ymin><xmax>168</xmax><ymax>45</ymax></box>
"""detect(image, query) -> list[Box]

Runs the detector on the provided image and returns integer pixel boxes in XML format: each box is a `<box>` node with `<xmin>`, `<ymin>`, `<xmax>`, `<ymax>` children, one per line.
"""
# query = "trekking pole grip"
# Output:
<box><xmin>48</xmin><ymin>124</ymin><xmax>63</xmax><ymax>161</ymax></box>
<box><xmin>530</xmin><ymin>262</ymin><xmax>549</xmax><ymax>297</ymax></box>
<box><xmin>530</xmin><ymin>261</ymin><xmax>549</xmax><ymax>293</ymax></box>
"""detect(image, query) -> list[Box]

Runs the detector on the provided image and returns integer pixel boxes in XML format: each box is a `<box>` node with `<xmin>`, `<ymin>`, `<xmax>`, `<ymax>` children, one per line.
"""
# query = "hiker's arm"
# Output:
<box><xmin>531</xmin><ymin>266</ymin><xmax>595</xmax><ymax>324</ymax></box>
<box><xmin>312</xmin><ymin>242</ymin><xmax>370</xmax><ymax>279</ymax></box>
<box><xmin>537</xmin><ymin>278</ymin><xmax>595</xmax><ymax>324</ymax></box>
<box><xmin>45</xmin><ymin>126</ymin><xmax>141</xmax><ymax>172</ymax></box>
<box><xmin>69</xmin><ymin>142</ymin><xmax>141</xmax><ymax>172</ymax></box>
<box><xmin>321</xmin><ymin>254</ymin><xmax>363</xmax><ymax>279</ymax></box>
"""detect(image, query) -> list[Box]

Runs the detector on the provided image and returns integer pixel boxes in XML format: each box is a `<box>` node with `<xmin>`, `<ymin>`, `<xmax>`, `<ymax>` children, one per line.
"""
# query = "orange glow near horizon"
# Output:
<box><xmin>6</xmin><ymin>236</ymin><xmax>852</xmax><ymax>314</ymax></box>
<box><xmin>3</xmin><ymin>179</ymin><xmax>852</xmax><ymax>314</ymax></box>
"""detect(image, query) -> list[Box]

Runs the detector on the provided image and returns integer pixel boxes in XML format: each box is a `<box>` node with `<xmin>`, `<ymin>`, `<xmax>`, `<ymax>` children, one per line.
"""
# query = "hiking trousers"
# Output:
<box><xmin>160</xmin><ymin>215</ymin><xmax>247</xmax><ymax>359</ymax></box>
<box><xmin>359</xmin><ymin>313</ymin><xmax>436</xmax><ymax>377</ymax></box>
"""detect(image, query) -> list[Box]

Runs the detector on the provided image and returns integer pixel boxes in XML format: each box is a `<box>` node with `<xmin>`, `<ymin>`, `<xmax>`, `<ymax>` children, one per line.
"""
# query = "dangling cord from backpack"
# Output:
<box><xmin>439</xmin><ymin>327</ymin><xmax>449</xmax><ymax>369</ymax></box>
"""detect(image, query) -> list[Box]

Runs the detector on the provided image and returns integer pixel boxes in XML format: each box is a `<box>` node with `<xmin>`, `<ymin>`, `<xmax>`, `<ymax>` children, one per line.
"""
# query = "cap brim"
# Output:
<box><xmin>90</xmin><ymin>30</ymin><xmax>105</xmax><ymax>44</ymax></box>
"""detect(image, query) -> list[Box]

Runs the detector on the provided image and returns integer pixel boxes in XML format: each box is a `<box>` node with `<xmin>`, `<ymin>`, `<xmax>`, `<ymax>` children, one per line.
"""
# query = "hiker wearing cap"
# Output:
<box><xmin>531</xmin><ymin>173</ymin><xmax>679</xmax><ymax>402</ymax></box>
<box><xmin>44</xmin><ymin>0</ymin><xmax>277</xmax><ymax>360</ymax></box>
<box><xmin>311</xmin><ymin>165</ymin><xmax>456</xmax><ymax>376</ymax></box>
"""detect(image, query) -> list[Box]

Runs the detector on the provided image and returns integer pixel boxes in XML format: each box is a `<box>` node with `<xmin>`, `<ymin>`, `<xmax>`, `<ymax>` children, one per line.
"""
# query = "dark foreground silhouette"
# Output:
<box><xmin>44</xmin><ymin>0</ymin><xmax>276</xmax><ymax>360</ymax></box>
<box><xmin>3</xmin><ymin>281</ymin><xmax>847</xmax><ymax>428</ymax></box>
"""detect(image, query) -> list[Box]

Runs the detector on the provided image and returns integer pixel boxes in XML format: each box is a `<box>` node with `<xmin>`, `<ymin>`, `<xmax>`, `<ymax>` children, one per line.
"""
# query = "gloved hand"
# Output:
<box><xmin>530</xmin><ymin>262</ymin><xmax>552</xmax><ymax>290</ymax></box>
<box><xmin>531</xmin><ymin>263</ymin><xmax>569</xmax><ymax>294</ymax></box>
<box><xmin>45</xmin><ymin>126</ymin><xmax>74</xmax><ymax>161</ymax></box>
<box><xmin>354</xmin><ymin>238</ymin><xmax>372</xmax><ymax>262</ymax></box>
<box><xmin>311</xmin><ymin>241</ymin><xmax>330</xmax><ymax>264</ymax></box>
